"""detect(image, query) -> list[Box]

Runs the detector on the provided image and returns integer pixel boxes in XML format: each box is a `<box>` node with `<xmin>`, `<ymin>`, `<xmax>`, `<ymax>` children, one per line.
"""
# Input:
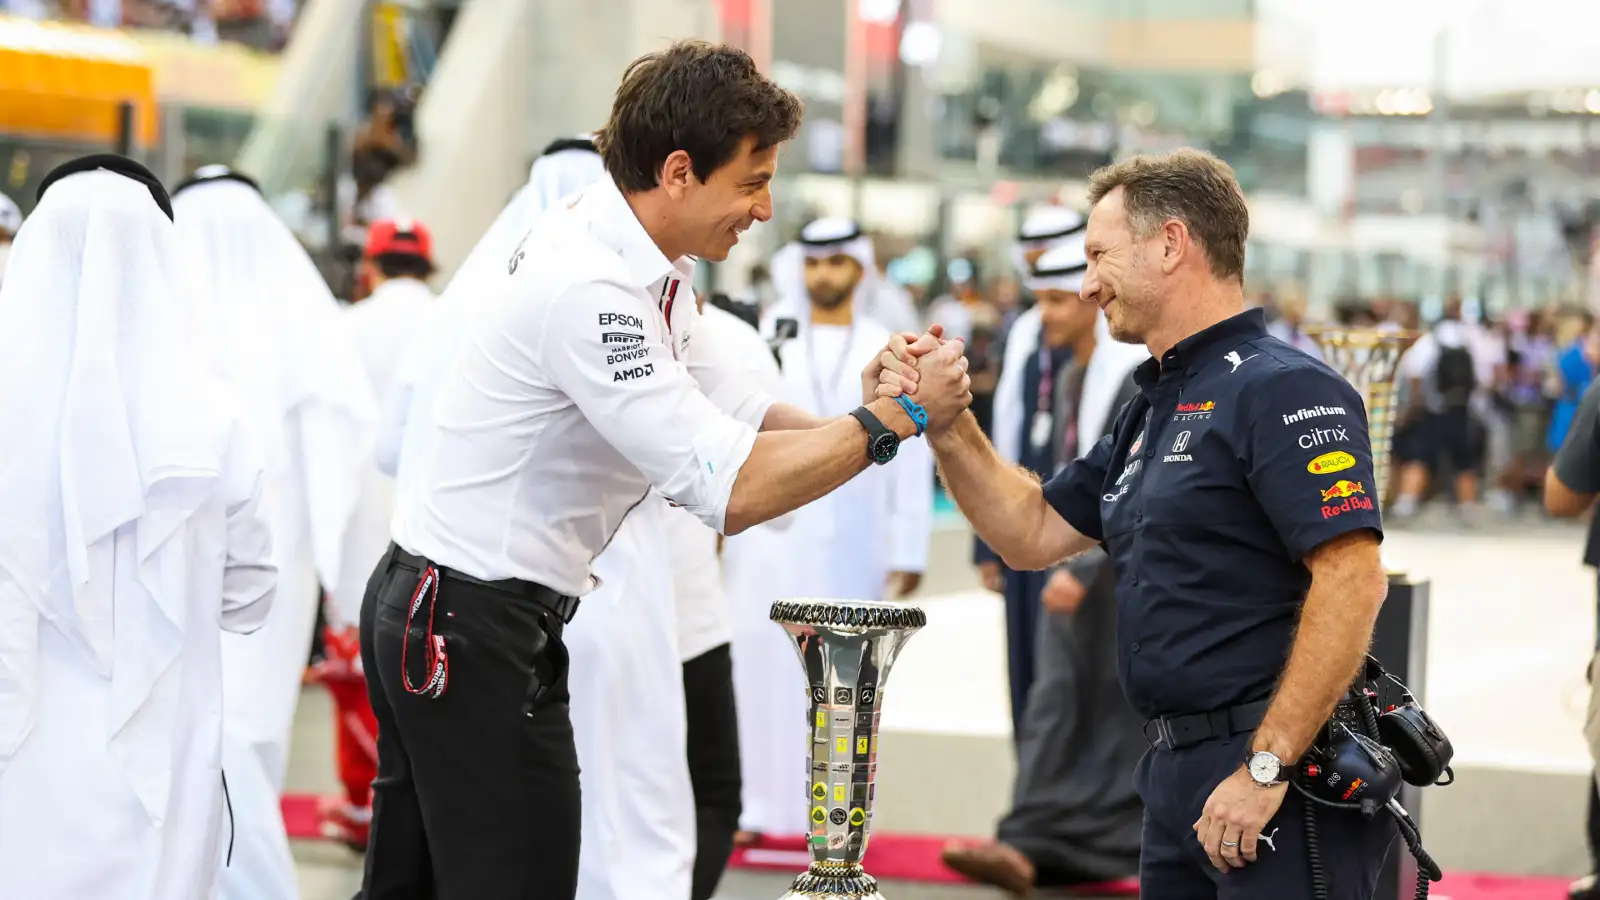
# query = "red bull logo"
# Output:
<box><xmin>1319</xmin><ymin>480</ymin><xmax>1374</xmax><ymax>518</ymax></box>
<box><xmin>1175</xmin><ymin>400</ymin><xmax>1215</xmax><ymax>414</ymax></box>
<box><xmin>1319</xmin><ymin>480</ymin><xmax>1364</xmax><ymax>502</ymax></box>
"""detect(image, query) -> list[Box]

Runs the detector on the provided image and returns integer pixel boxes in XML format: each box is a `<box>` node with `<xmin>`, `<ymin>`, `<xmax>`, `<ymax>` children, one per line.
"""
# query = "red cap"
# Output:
<box><xmin>365</xmin><ymin>218</ymin><xmax>434</xmax><ymax>263</ymax></box>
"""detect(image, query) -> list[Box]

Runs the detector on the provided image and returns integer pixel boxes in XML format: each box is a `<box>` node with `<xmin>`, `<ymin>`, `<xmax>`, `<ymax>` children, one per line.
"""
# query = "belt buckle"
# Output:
<box><xmin>1144</xmin><ymin>717</ymin><xmax>1175</xmax><ymax>748</ymax></box>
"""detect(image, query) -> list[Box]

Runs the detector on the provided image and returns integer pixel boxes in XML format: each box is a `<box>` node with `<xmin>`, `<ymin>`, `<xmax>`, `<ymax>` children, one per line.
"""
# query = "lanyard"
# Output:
<box><xmin>401</xmin><ymin>567</ymin><xmax>449</xmax><ymax>699</ymax></box>
<box><xmin>1036</xmin><ymin>345</ymin><xmax>1056</xmax><ymax>415</ymax></box>
<box><xmin>805</xmin><ymin>320</ymin><xmax>858</xmax><ymax>412</ymax></box>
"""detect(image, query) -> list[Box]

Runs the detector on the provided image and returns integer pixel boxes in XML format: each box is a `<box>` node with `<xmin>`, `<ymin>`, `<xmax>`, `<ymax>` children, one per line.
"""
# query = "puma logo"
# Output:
<box><xmin>1259</xmin><ymin>828</ymin><xmax>1279</xmax><ymax>852</ymax></box>
<box><xmin>1225</xmin><ymin>350</ymin><xmax>1258</xmax><ymax>373</ymax></box>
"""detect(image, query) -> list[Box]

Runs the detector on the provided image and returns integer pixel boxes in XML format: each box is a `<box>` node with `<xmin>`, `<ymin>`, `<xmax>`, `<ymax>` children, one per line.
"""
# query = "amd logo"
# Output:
<box><xmin>613</xmin><ymin>363</ymin><xmax>655</xmax><ymax>383</ymax></box>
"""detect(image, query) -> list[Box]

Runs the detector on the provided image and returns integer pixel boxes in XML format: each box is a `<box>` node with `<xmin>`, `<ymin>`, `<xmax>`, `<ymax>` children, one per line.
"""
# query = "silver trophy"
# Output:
<box><xmin>770</xmin><ymin>598</ymin><xmax>926</xmax><ymax>900</ymax></box>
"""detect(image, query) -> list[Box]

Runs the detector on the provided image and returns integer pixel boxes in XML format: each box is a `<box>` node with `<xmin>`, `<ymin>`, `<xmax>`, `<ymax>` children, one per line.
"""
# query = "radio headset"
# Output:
<box><xmin>1294</xmin><ymin>655</ymin><xmax>1454</xmax><ymax>900</ymax></box>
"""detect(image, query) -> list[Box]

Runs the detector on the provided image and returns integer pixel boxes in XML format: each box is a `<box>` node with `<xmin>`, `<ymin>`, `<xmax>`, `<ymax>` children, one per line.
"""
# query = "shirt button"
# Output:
<box><xmin>1132</xmin><ymin>642</ymin><xmax>1142</xmax><ymax>653</ymax></box>
<box><xmin>1135</xmin><ymin>512</ymin><xmax>1143</xmax><ymax>523</ymax></box>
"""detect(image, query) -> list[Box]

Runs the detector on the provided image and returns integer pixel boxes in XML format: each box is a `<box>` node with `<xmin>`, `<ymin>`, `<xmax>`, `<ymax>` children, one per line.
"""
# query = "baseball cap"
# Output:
<box><xmin>365</xmin><ymin>218</ymin><xmax>434</xmax><ymax>264</ymax></box>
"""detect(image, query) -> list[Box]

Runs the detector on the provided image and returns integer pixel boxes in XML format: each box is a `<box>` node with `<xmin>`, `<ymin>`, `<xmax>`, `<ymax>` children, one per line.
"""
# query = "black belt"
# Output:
<box><xmin>390</xmin><ymin>545</ymin><xmax>581</xmax><ymax>625</ymax></box>
<box><xmin>1143</xmin><ymin>699</ymin><xmax>1271</xmax><ymax>750</ymax></box>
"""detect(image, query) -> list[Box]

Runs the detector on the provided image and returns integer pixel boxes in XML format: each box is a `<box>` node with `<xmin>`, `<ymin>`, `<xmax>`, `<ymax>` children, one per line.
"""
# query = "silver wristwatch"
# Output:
<box><xmin>1246</xmin><ymin>750</ymin><xmax>1288</xmax><ymax>787</ymax></box>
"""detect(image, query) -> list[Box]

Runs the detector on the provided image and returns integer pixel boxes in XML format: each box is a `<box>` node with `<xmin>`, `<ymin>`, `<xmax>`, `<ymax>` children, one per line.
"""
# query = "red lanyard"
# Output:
<box><xmin>402</xmin><ymin>566</ymin><xmax>449</xmax><ymax>699</ymax></box>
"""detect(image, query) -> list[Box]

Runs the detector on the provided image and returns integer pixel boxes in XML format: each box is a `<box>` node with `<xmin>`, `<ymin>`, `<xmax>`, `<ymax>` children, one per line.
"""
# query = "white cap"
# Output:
<box><xmin>798</xmin><ymin>216</ymin><xmax>863</xmax><ymax>256</ymax></box>
<box><xmin>0</xmin><ymin>192</ymin><xmax>20</xmax><ymax>235</ymax></box>
<box><xmin>1025</xmin><ymin>233</ymin><xmax>1089</xmax><ymax>294</ymax></box>
<box><xmin>1017</xmin><ymin>206</ymin><xmax>1085</xmax><ymax>243</ymax></box>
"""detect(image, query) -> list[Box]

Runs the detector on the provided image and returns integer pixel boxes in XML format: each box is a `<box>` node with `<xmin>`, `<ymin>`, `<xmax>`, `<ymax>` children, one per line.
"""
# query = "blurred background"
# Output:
<box><xmin>10</xmin><ymin>1</ymin><xmax>1600</xmax><ymax>897</ymax></box>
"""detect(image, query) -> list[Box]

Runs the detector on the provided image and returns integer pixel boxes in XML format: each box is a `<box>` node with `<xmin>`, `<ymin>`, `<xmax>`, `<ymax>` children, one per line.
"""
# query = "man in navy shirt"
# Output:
<box><xmin>880</xmin><ymin>149</ymin><xmax>1394</xmax><ymax>897</ymax></box>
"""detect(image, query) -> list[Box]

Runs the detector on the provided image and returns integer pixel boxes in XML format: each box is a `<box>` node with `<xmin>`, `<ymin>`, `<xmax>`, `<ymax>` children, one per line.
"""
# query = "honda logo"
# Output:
<box><xmin>1171</xmin><ymin>431</ymin><xmax>1191</xmax><ymax>453</ymax></box>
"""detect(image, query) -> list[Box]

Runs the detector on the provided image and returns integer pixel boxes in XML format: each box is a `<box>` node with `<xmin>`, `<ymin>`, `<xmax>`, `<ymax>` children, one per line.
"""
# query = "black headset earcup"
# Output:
<box><xmin>1379</xmin><ymin>706</ymin><xmax>1454</xmax><ymax>786</ymax></box>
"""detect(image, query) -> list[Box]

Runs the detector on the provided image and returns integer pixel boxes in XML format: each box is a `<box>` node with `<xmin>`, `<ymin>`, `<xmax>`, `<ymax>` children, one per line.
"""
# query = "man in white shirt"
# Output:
<box><xmin>0</xmin><ymin>154</ymin><xmax>276</xmax><ymax>899</ymax></box>
<box><xmin>0</xmin><ymin>190</ymin><xmax>19</xmax><ymax>289</ymax></box>
<box><xmin>318</xmin><ymin>218</ymin><xmax>438</xmax><ymax>849</ymax></box>
<box><xmin>362</xmin><ymin>41</ymin><xmax>972</xmax><ymax>900</ymax></box>
<box><xmin>730</xmin><ymin>217</ymin><xmax>935</xmax><ymax>842</ymax></box>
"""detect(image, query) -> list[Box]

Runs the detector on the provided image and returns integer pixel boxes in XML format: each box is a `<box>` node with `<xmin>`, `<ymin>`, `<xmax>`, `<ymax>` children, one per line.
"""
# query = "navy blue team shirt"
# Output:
<box><xmin>1041</xmin><ymin>309</ymin><xmax>1385</xmax><ymax>720</ymax></box>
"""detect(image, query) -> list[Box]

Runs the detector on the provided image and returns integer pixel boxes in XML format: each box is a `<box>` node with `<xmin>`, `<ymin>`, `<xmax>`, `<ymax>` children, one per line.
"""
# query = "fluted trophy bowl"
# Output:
<box><xmin>770</xmin><ymin>598</ymin><xmax>927</xmax><ymax>900</ymax></box>
<box><xmin>1302</xmin><ymin>327</ymin><xmax>1420</xmax><ymax>509</ymax></box>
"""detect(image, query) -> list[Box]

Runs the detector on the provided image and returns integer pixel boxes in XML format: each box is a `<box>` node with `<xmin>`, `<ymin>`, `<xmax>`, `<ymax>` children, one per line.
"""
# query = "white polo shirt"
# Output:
<box><xmin>391</xmin><ymin>177</ymin><xmax>765</xmax><ymax>596</ymax></box>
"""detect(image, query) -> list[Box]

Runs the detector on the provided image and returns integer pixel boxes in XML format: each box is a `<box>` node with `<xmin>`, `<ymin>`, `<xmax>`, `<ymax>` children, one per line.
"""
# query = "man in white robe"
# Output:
<box><xmin>729</xmin><ymin>216</ymin><xmax>935</xmax><ymax>841</ymax></box>
<box><xmin>172</xmin><ymin>165</ymin><xmax>379</xmax><ymax>899</ymax></box>
<box><xmin>0</xmin><ymin>190</ymin><xmax>20</xmax><ymax>288</ymax></box>
<box><xmin>768</xmin><ymin>219</ymin><xmax>920</xmax><ymax>336</ymax></box>
<box><xmin>0</xmin><ymin>155</ymin><xmax>276</xmax><ymax>900</ymax></box>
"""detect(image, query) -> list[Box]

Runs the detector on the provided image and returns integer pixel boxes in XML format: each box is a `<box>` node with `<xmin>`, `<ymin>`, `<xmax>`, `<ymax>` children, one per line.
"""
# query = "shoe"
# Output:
<box><xmin>940</xmin><ymin>841</ymin><xmax>1036</xmax><ymax>895</ymax></box>
<box><xmin>1572</xmin><ymin>874</ymin><xmax>1599</xmax><ymax>899</ymax></box>
<box><xmin>317</xmin><ymin>795</ymin><xmax>371</xmax><ymax>854</ymax></box>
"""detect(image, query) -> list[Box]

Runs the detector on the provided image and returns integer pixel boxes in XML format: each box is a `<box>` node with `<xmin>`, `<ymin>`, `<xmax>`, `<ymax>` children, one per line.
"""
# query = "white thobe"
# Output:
<box><xmin>726</xmin><ymin>317</ymin><xmax>934</xmax><ymax>837</ymax></box>
<box><xmin>0</xmin><ymin>393</ymin><xmax>277</xmax><ymax>900</ymax></box>
<box><xmin>336</xmin><ymin>278</ymin><xmax>435</xmax><ymax>626</ymax></box>
<box><xmin>566</xmin><ymin>301</ymin><xmax>776</xmax><ymax>900</ymax></box>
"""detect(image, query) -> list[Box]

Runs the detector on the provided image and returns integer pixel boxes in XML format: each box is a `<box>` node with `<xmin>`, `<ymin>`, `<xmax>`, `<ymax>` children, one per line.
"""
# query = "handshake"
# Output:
<box><xmin>859</xmin><ymin>324</ymin><xmax>973</xmax><ymax>436</ymax></box>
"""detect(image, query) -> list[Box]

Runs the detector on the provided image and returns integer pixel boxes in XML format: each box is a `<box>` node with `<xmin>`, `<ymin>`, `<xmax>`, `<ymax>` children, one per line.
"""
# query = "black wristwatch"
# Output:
<box><xmin>849</xmin><ymin>406</ymin><xmax>900</xmax><ymax>466</ymax></box>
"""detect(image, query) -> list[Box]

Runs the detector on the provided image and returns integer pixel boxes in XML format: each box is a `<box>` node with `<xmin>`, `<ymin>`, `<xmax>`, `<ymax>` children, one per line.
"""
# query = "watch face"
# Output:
<box><xmin>1248</xmin><ymin>752</ymin><xmax>1281</xmax><ymax>784</ymax></box>
<box><xmin>870</xmin><ymin>433</ymin><xmax>900</xmax><ymax>464</ymax></box>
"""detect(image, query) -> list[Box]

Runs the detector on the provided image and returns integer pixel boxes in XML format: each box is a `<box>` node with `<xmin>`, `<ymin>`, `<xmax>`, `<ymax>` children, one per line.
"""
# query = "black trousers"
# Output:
<box><xmin>357</xmin><ymin>545</ymin><xmax>580</xmax><ymax>900</ymax></box>
<box><xmin>1137</xmin><ymin>733</ymin><xmax>1395</xmax><ymax>899</ymax></box>
<box><xmin>683</xmin><ymin>642</ymin><xmax>741</xmax><ymax>900</ymax></box>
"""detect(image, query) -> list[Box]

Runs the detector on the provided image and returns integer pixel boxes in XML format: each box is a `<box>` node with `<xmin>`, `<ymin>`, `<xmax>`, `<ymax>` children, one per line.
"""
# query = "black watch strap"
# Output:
<box><xmin>849</xmin><ymin>406</ymin><xmax>900</xmax><ymax>466</ymax></box>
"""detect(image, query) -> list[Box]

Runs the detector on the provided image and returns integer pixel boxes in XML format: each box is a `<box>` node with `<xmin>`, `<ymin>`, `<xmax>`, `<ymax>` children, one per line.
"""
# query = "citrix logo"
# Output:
<box><xmin>1298</xmin><ymin>425</ymin><xmax>1349</xmax><ymax>449</ymax></box>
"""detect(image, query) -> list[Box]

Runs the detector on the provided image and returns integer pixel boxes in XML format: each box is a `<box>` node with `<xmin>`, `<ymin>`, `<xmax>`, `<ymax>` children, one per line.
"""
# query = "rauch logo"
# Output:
<box><xmin>1306</xmin><ymin>451</ymin><xmax>1356</xmax><ymax>475</ymax></box>
<box><xmin>1319</xmin><ymin>480</ymin><xmax>1373</xmax><ymax>519</ymax></box>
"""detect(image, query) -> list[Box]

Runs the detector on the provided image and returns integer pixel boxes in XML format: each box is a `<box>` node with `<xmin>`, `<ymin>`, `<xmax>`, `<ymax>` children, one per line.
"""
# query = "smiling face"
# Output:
<box><xmin>674</xmin><ymin>135</ymin><xmax>776</xmax><ymax>261</ymax></box>
<box><xmin>1081</xmin><ymin>186</ymin><xmax>1164</xmax><ymax>345</ymax></box>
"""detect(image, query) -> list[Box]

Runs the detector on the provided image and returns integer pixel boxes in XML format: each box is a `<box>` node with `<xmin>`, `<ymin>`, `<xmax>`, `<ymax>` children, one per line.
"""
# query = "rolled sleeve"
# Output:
<box><xmin>1041</xmin><ymin>432</ymin><xmax>1114</xmax><ymax>543</ymax></box>
<box><xmin>1245</xmin><ymin>365</ymin><xmax>1384</xmax><ymax>560</ymax></box>
<box><xmin>541</xmin><ymin>281</ymin><xmax>757</xmax><ymax>533</ymax></box>
<box><xmin>1555</xmin><ymin>380</ymin><xmax>1600</xmax><ymax>493</ymax></box>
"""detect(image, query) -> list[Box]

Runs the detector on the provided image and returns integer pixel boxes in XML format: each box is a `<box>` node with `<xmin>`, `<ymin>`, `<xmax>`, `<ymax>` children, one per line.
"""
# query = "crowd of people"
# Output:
<box><xmin>1</xmin><ymin>0</ymin><xmax>302</xmax><ymax>51</ymax></box>
<box><xmin>2</xmin><ymin>34</ymin><xmax>1599</xmax><ymax>900</ymax></box>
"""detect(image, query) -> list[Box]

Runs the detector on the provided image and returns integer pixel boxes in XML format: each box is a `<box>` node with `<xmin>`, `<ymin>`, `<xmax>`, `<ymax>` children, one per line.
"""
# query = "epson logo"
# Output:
<box><xmin>598</xmin><ymin>312</ymin><xmax>645</xmax><ymax>329</ymax></box>
<box><xmin>1282</xmin><ymin>405</ymin><xmax>1347</xmax><ymax>425</ymax></box>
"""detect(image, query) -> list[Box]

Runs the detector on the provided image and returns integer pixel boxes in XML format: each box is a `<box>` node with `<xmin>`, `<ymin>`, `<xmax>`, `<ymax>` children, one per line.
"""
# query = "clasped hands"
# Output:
<box><xmin>859</xmin><ymin>324</ymin><xmax>973</xmax><ymax>434</ymax></box>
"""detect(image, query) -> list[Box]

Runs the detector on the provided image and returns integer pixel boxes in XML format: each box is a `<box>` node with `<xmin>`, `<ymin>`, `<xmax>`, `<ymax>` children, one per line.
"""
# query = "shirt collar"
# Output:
<box><xmin>581</xmin><ymin>175</ymin><xmax>696</xmax><ymax>289</ymax></box>
<box><xmin>1135</xmin><ymin>308</ymin><xmax>1268</xmax><ymax>385</ymax></box>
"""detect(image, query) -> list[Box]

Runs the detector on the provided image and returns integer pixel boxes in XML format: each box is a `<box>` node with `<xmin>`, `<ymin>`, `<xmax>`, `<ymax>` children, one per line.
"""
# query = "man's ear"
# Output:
<box><xmin>661</xmin><ymin>150</ymin><xmax>695</xmax><ymax>199</ymax></box>
<box><xmin>1160</xmin><ymin>219</ymin><xmax>1188</xmax><ymax>275</ymax></box>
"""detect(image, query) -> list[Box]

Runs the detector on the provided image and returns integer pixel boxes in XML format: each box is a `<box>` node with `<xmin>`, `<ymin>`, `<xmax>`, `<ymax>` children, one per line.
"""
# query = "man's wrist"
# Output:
<box><xmin>867</xmin><ymin>397</ymin><xmax>919</xmax><ymax>441</ymax></box>
<box><xmin>1250</xmin><ymin>728</ymin><xmax>1301</xmax><ymax>767</ymax></box>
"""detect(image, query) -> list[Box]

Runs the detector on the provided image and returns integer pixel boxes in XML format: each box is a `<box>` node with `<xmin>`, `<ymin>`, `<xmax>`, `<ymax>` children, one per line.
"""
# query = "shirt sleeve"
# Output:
<box><xmin>1244</xmin><ymin>364</ymin><xmax>1384</xmax><ymax>560</ymax></box>
<box><xmin>686</xmin><ymin>306</ymin><xmax>776</xmax><ymax>431</ymax></box>
<box><xmin>1041</xmin><ymin>431</ymin><xmax>1116</xmax><ymax>543</ymax></box>
<box><xmin>1554</xmin><ymin>379</ymin><xmax>1600</xmax><ymax>494</ymax></box>
<box><xmin>373</xmin><ymin>373</ymin><xmax>413</xmax><ymax>478</ymax></box>
<box><xmin>541</xmin><ymin>280</ymin><xmax>758</xmax><ymax>533</ymax></box>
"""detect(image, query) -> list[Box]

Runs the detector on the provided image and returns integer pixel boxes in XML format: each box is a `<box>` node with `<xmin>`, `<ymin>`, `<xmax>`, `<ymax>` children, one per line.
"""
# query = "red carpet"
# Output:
<box><xmin>281</xmin><ymin>793</ymin><xmax>1571</xmax><ymax>898</ymax></box>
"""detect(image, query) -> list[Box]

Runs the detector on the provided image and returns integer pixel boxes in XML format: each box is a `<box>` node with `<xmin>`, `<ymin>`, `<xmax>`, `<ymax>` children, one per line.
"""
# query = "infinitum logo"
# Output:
<box><xmin>1282</xmin><ymin>405</ymin><xmax>1347</xmax><ymax>425</ymax></box>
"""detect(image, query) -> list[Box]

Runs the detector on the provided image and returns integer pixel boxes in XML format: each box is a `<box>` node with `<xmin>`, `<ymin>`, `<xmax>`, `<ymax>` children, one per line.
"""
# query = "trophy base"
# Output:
<box><xmin>778</xmin><ymin>863</ymin><xmax>885</xmax><ymax>899</ymax></box>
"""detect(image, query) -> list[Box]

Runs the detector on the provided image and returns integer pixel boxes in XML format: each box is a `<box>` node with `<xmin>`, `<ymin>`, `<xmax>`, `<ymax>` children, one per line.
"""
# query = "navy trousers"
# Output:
<box><xmin>1136</xmin><ymin>733</ymin><xmax>1395</xmax><ymax>899</ymax></box>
